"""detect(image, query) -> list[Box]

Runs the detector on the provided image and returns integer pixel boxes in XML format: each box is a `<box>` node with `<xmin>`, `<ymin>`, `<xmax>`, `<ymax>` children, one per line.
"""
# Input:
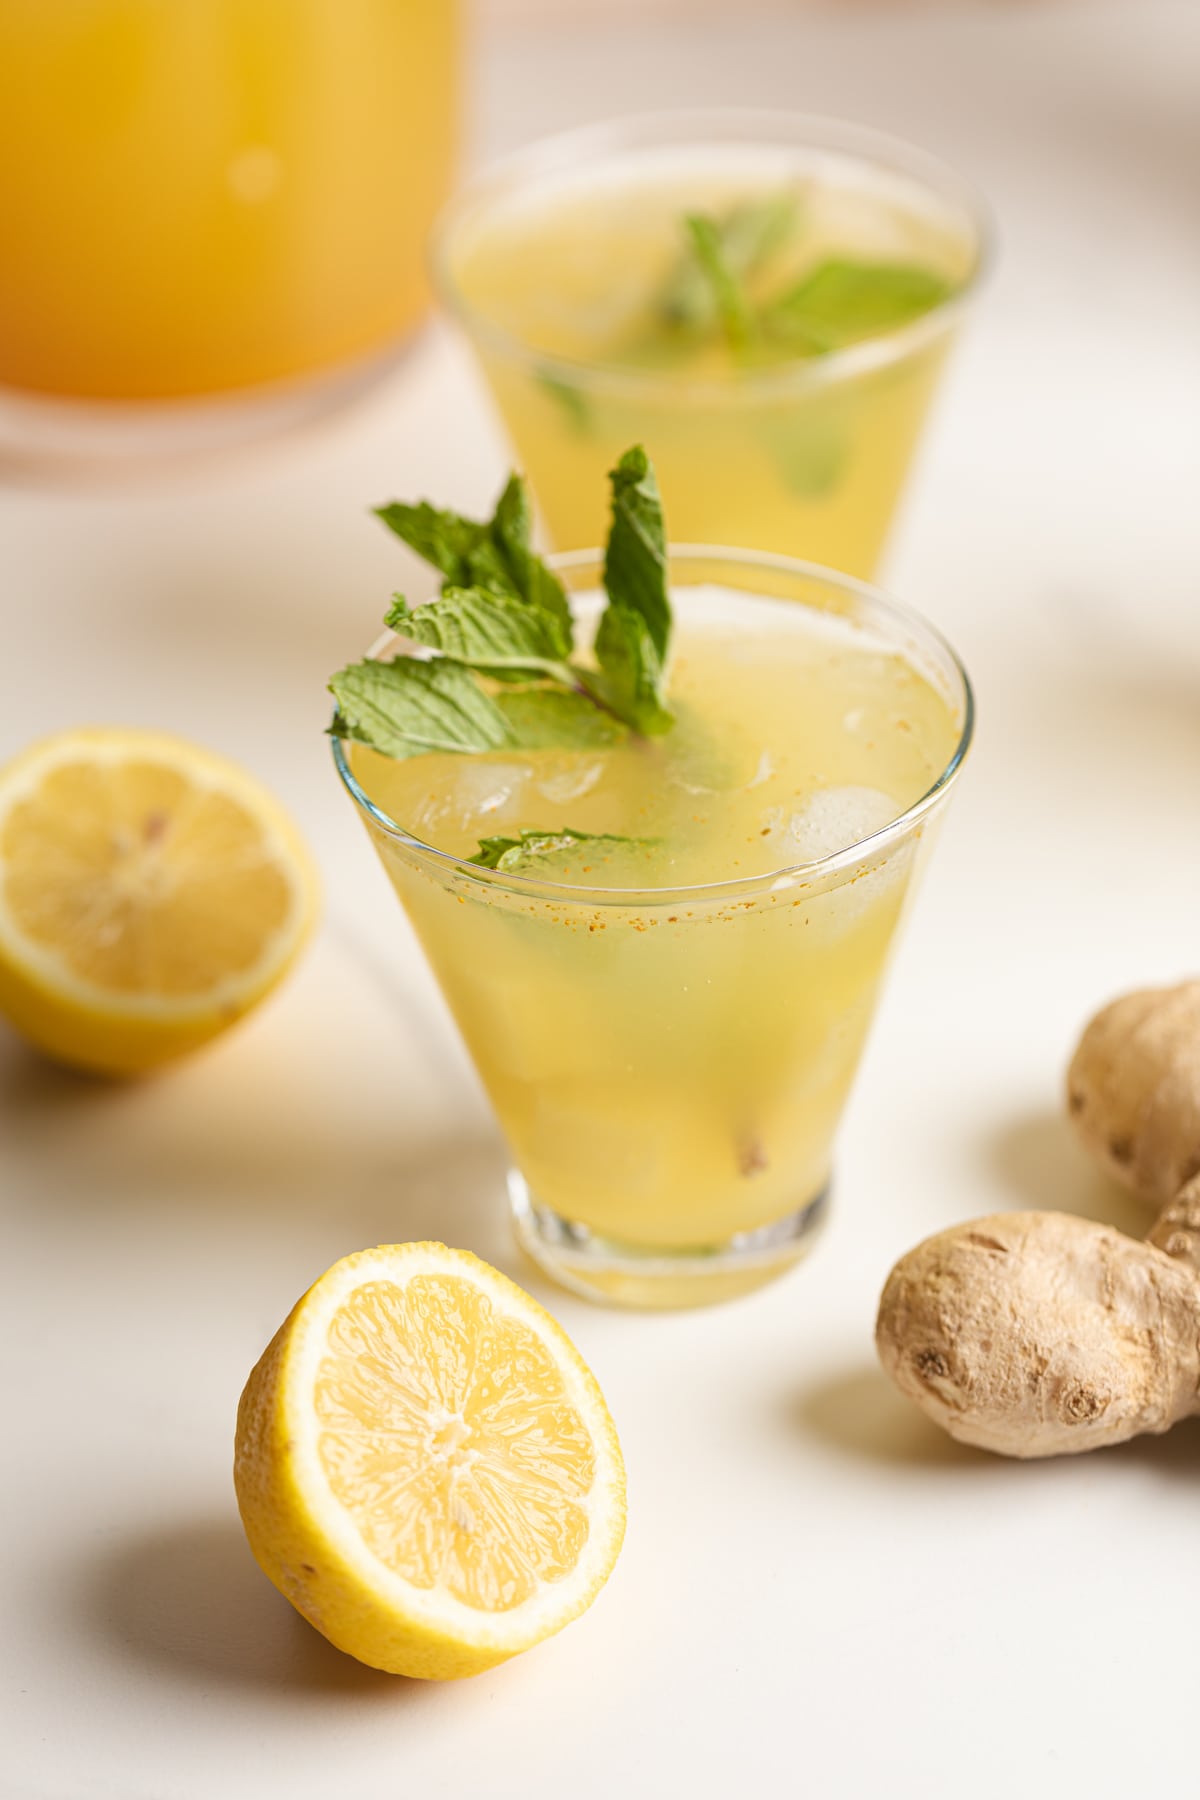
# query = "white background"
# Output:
<box><xmin>3</xmin><ymin>3</ymin><xmax>1198</xmax><ymax>1796</ymax></box>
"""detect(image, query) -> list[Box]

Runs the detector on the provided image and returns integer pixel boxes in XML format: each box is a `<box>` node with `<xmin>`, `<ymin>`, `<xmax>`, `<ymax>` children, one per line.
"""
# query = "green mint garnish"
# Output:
<box><xmin>329</xmin><ymin>657</ymin><xmax>515</xmax><ymax>760</ymax></box>
<box><xmin>489</xmin><ymin>474</ymin><xmax>575</xmax><ymax>644</ymax></box>
<box><xmin>329</xmin><ymin>447</ymin><xmax>675</xmax><ymax>764</ymax></box>
<box><xmin>766</xmin><ymin>259</ymin><xmax>954</xmax><ymax>351</ymax></box>
<box><xmin>470</xmin><ymin>828</ymin><xmax>658</xmax><ymax>874</ymax></box>
<box><xmin>581</xmin><ymin>446</ymin><xmax>673</xmax><ymax>736</ymax></box>
<box><xmin>661</xmin><ymin>191</ymin><xmax>803</xmax><ymax>336</ymax></box>
<box><xmin>603</xmin><ymin>446</ymin><xmax>671</xmax><ymax>659</ymax></box>
<box><xmin>586</xmin><ymin>607</ymin><xmax>671</xmax><ymax>738</ymax></box>
<box><xmin>376</xmin><ymin>473</ymin><xmax>573</xmax><ymax>654</ymax></box>
<box><xmin>682</xmin><ymin>215</ymin><xmax>757</xmax><ymax>352</ymax></box>
<box><xmin>493</xmin><ymin>687</ymin><xmax>624</xmax><ymax>749</ymax></box>
<box><xmin>659</xmin><ymin>188</ymin><xmax>954</xmax><ymax>362</ymax></box>
<box><xmin>385</xmin><ymin>589</ymin><xmax>574</xmax><ymax>684</ymax></box>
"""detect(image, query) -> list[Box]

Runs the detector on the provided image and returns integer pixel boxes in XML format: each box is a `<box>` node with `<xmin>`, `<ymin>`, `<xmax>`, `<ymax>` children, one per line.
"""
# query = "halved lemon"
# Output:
<box><xmin>0</xmin><ymin>727</ymin><xmax>318</xmax><ymax>1075</ymax></box>
<box><xmin>234</xmin><ymin>1243</ymin><xmax>626</xmax><ymax>1679</ymax></box>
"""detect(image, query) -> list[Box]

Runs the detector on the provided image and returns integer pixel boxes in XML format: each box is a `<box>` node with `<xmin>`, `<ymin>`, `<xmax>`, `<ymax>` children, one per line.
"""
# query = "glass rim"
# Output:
<box><xmin>430</xmin><ymin>107</ymin><xmax>995</xmax><ymax>406</ymax></box>
<box><xmin>331</xmin><ymin>543</ymin><xmax>975</xmax><ymax>907</ymax></box>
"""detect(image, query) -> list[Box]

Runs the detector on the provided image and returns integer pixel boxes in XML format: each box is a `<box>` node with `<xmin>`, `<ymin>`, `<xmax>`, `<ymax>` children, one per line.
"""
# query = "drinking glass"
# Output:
<box><xmin>434</xmin><ymin>112</ymin><xmax>989</xmax><ymax>576</ymax></box>
<box><xmin>334</xmin><ymin>547</ymin><xmax>973</xmax><ymax>1308</ymax></box>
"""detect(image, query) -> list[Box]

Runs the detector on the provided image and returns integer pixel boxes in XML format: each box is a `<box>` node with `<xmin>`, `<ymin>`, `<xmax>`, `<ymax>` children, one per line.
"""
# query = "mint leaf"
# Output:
<box><xmin>585</xmin><ymin>606</ymin><xmax>672</xmax><ymax>737</ymax></box>
<box><xmin>491</xmin><ymin>475</ymin><xmax>573</xmax><ymax>647</ymax></box>
<box><xmin>386</xmin><ymin>588</ymin><xmax>573</xmax><ymax>681</ymax></box>
<box><xmin>373</xmin><ymin>502</ymin><xmax>487</xmax><ymax>588</ymax></box>
<box><xmin>377</xmin><ymin>504</ymin><xmax>517</xmax><ymax>600</ymax></box>
<box><xmin>768</xmin><ymin>260</ymin><xmax>952</xmax><ymax>350</ymax></box>
<box><xmin>329</xmin><ymin>656</ymin><xmax>514</xmax><ymax>759</ymax></box>
<box><xmin>470</xmin><ymin>828</ymin><xmax>657</xmax><ymax>873</ymax></box>
<box><xmin>603</xmin><ymin>446</ymin><xmax>670</xmax><ymax>662</ymax></box>
<box><xmin>495</xmin><ymin>687</ymin><xmax>625</xmax><ymax>748</ymax></box>
<box><xmin>375</xmin><ymin>475</ymin><xmax>571</xmax><ymax>655</ymax></box>
<box><xmin>683</xmin><ymin>214</ymin><xmax>757</xmax><ymax>352</ymax></box>
<box><xmin>662</xmin><ymin>191</ymin><xmax>802</xmax><ymax>333</ymax></box>
<box><xmin>586</xmin><ymin>447</ymin><xmax>674</xmax><ymax>735</ymax></box>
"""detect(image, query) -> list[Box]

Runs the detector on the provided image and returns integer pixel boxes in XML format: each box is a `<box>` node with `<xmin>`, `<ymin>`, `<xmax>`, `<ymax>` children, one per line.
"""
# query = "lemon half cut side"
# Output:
<box><xmin>234</xmin><ymin>1242</ymin><xmax>627</xmax><ymax>1679</ymax></box>
<box><xmin>0</xmin><ymin>727</ymin><xmax>318</xmax><ymax>1074</ymax></box>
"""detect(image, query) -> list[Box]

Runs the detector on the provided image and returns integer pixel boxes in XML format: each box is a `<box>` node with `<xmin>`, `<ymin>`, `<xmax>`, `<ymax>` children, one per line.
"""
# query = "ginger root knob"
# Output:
<box><xmin>875</xmin><ymin>1211</ymin><xmax>1200</xmax><ymax>1458</ymax></box>
<box><xmin>1067</xmin><ymin>980</ymin><xmax>1200</xmax><ymax>1206</ymax></box>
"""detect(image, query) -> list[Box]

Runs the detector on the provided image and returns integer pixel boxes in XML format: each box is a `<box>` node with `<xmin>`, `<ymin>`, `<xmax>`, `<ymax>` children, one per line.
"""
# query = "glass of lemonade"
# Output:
<box><xmin>434</xmin><ymin>112</ymin><xmax>989</xmax><ymax>577</ymax></box>
<box><xmin>334</xmin><ymin>546</ymin><xmax>972</xmax><ymax>1308</ymax></box>
<box><xmin>0</xmin><ymin>0</ymin><xmax>459</xmax><ymax>467</ymax></box>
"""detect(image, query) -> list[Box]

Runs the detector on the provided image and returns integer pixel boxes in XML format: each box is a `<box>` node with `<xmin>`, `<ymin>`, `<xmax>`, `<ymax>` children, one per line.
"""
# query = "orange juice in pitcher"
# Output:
<box><xmin>0</xmin><ymin>0</ymin><xmax>460</xmax><ymax>457</ymax></box>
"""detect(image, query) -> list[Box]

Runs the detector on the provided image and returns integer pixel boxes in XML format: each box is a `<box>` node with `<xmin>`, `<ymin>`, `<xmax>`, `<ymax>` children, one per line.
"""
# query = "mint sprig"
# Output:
<box><xmin>470</xmin><ymin>828</ymin><xmax>658</xmax><ymax>874</ymax></box>
<box><xmin>603</xmin><ymin>446</ymin><xmax>671</xmax><ymax>658</ymax></box>
<box><xmin>329</xmin><ymin>447</ymin><xmax>675</xmax><ymax>765</ymax></box>
<box><xmin>682</xmin><ymin>215</ymin><xmax>758</xmax><ymax>353</ymax></box>
<box><xmin>663</xmin><ymin>191</ymin><xmax>956</xmax><ymax>360</ymax></box>
<box><xmin>660</xmin><ymin>191</ymin><xmax>803</xmax><ymax>335</ymax></box>
<box><xmin>580</xmin><ymin>447</ymin><xmax>673</xmax><ymax>736</ymax></box>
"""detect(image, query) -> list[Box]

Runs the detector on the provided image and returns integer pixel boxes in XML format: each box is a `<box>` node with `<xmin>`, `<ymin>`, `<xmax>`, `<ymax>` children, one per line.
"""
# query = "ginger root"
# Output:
<box><xmin>876</xmin><ymin>979</ymin><xmax>1200</xmax><ymax>1459</ymax></box>
<box><xmin>876</xmin><ymin>1196</ymin><xmax>1200</xmax><ymax>1457</ymax></box>
<box><xmin>1067</xmin><ymin>980</ymin><xmax>1200</xmax><ymax>1206</ymax></box>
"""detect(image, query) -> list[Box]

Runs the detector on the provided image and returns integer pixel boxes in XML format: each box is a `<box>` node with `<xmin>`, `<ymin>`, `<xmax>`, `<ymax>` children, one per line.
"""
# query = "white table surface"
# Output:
<box><xmin>4</xmin><ymin>4</ymin><xmax>1198</xmax><ymax>1797</ymax></box>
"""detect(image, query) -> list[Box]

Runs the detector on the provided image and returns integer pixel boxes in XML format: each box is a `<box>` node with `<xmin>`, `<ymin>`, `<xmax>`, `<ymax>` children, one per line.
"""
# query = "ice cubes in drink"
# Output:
<box><xmin>758</xmin><ymin>784</ymin><xmax>898</xmax><ymax>867</ymax></box>
<box><xmin>406</xmin><ymin>760</ymin><xmax>533</xmax><ymax>842</ymax></box>
<box><xmin>789</xmin><ymin>785</ymin><xmax>899</xmax><ymax>860</ymax></box>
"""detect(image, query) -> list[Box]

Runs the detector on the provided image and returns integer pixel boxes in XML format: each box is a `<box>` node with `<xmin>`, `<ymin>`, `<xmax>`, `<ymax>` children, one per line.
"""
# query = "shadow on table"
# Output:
<box><xmin>984</xmin><ymin>1106</ymin><xmax>1147</xmax><ymax>1237</ymax></box>
<box><xmin>83</xmin><ymin>1517</ymin><xmax>424</xmax><ymax>1702</ymax></box>
<box><xmin>791</xmin><ymin>1365</ymin><xmax>990</xmax><ymax>1471</ymax></box>
<box><xmin>1113</xmin><ymin>1420</ymin><xmax>1200</xmax><ymax>1477</ymax></box>
<box><xmin>794</xmin><ymin>1363</ymin><xmax>1200</xmax><ymax>1479</ymax></box>
<box><xmin>0</xmin><ymin>1025</ymin><xmax>517</xmax><ymax>1273</ymax></box>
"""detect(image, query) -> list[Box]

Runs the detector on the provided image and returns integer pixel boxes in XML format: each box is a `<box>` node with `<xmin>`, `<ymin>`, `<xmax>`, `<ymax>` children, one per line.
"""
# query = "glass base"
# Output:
<box><xmin>0</xmin><ymin>337</ymin><xmax>413</xmax><ymax>480</ymax></box>
<box><xmin>508</xmin><ymin>1170</ymin><xmax>830</xmax><ymax>1310</ymax></box>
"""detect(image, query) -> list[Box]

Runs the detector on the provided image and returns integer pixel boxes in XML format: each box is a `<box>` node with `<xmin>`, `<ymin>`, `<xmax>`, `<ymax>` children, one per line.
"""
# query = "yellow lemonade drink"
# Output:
<box><xmin>436</xmin><ymin>116</ymin><xmax>987</xmax><ymax>576</ymax></box>
<box><xmin>0</xmin><ymin>0</ymin><xmax>459</xmax><ymax>400</ymax></box>
<box><xmin>336</xmin><ymin>552</ymin><xmax>971</xmax><ymax>1308</ymax></box>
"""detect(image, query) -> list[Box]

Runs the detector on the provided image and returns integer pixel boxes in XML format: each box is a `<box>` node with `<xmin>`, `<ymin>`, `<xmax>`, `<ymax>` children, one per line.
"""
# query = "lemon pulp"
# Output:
<box><xmin>316</xmin><ymin>1274</ymin><xmax>595</xmax><ymax>1610</ymax></box>
<box><xmin>0</xmin><ymin>728</ymin><xmax>317</xmax><ymax>1072</ymax></box>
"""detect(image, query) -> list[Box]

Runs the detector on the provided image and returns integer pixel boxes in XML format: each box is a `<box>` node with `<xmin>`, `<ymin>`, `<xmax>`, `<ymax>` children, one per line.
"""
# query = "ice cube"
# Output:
<box><xmin>413</xmin><ymin>763</ymin><xmax>528</xmax><ymax>838</ymax></box>
<box><xmin>754</xmin><ymin>785</ymin><xmax>898</xmax><ymax>869</ymax></box>
<box><xmin>536</xmin><ymin>758</ymin><xmax>606</xmax><ymax>805</ymax></box>
<box><xmin>785</xmin><ymin>787</ymin><xmax>918</xmax><ymax>937</ymax></box>
<box><xmin>786</xmin><ymin>785</ymin><xmax>899</xmax><ymax>862</ymax></box>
